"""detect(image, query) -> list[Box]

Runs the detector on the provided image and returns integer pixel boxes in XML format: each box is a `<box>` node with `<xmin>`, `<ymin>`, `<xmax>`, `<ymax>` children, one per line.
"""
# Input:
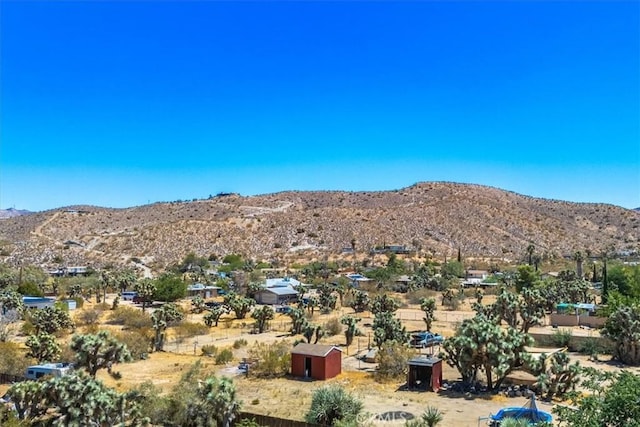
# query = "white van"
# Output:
<box><xmin>121</xmin><ymin>291</ymin><xmax>138</xmax><ymax>301</ymax></box>
<box><xmin>25</xmin><ymin>363</ymin><xmax>72</xmax><ymax>380</ymax></box>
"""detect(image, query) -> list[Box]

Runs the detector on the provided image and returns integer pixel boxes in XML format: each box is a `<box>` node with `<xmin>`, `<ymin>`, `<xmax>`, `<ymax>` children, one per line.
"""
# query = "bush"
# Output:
<box><xmin>305</xmin><ymin>385</ymin><xmax>364</xmax><ymax>426</ymax></box>
<box><xmin>551</xmin><ymin>328</ymin><xmax>573</xmax><ymax>348</ymax></box>
<box><xmin>201</xmin><ymin>345</ymin><xmax>218</xmax><ymax>357</ymax></box>
<box><xmin>0</xmin><ymin>342</ymin><xmax>33</xmax><ymax>376</ymax></box>
<box><xmin>115</xmin><ymin>329</ymin><xmax>153</xmax><ymax>359</ymax></box>
<box><xmin>233</xmin><ymin>338</ymin><xmax>248</xmax><ymax>349</ymax></box>
<box><xmin>215</xmin><ymin>348</ymin><xmax>233</xmax><ymax>365</ymax></box>
<box><xmin>324</xmin><ymin>318</ymin><xmax>342</xmax><ymax>336</ymax></box>
<box><xmin>375</xmin><ymin>341</ymin><xmax>413</xmax><ymax>382</ymax></box>
<box><xmin>248</xmin><ymin>340</ymin><xmax>291</xmax><ymax>378</ymax></box>
<box><xmin>174</xmin><ymin>322</ymin><xmax>210</xmax><ymax>341</ymax></box>
<box><xmin>78</xmin><ymin>309</ymin><xmax>103</xmax><ymax>326</ymax></box>
<box><xmin>108</xmin><ymin>307</ymin><xmax>152</xmax><ymax>329</ymax></box>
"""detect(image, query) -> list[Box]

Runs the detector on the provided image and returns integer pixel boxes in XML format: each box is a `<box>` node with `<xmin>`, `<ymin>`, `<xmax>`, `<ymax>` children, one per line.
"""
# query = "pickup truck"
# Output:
<box><xmin>410</xmin><ymin>332</ymin><xmax>444</xmax><ymax>349</ymax></box>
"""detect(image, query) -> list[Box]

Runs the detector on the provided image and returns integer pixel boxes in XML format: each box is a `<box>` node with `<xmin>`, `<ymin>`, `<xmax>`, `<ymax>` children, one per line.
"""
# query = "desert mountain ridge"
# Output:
<box><xmin>0</xmin><ymin>182</ymin><xmax>638</xmax><ymax>272</ymax></box>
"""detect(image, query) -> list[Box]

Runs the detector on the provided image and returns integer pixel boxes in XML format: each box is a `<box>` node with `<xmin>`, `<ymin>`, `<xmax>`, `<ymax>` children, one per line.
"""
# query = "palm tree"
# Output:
<box><xmin>526</xmin><ymin>244</ymin><xmax>535</xmax><ymax>266</ymax></box>
<box><xmin>573</xmin><ymin>251</ymin><xmax>584</xmax><ymax>279</ymax></box>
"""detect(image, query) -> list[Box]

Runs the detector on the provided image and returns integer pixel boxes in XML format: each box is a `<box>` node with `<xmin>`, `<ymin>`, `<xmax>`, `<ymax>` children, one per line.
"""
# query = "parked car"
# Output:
<box><xmin>275</xmin><ymin>305</ymin><xmax>292</xmax><ymax>314</ymax></box>
<box><xmin>132</xmin><ymin>295</ymin><xmax>150</xmax><ymax>305</ymax></box>
<box><xmin>205</xmin><ymin>301</ymin><xmax>221</xmax><ymax>308</ymax></box>
<box><xmin>121</xmin><ymin>291</ymin><xmax>138</xmax><ymax>301</ymax></box>
<box><xmin>409</xmin><ymin>332</ymin><xmax>444</xmax><ymax>349</ymax></box>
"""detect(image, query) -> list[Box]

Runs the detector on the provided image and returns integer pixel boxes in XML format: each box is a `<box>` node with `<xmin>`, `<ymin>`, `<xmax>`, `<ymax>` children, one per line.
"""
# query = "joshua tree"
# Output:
<box><xmin>341</xmin><ymin>316</ymin><xmax>362</xmax><ymax>346</ymax></box>
<box><xmin>573</xmin><ymin>251</ymin><xmax>584</xmax><ymax>279</ymax></box>
<box><xmin>134</xmin><ymin>278</ymin><xmax>156</xmax><ymax>312</ymax></box>
<box><xmin>151</xmin><ymin>303</ymin><xmax>184</xmax><ymax>351</ymax></box>
<box><xmin>251</xmin><ymin>305</ymin><xmax>274</xmax><ymax>333</ymax></box>
<box><xmin>71</xmin><ymin>330</ymin><xmax>132</xmax><ymax>377</ymax></box>
<box><xmin>26</xmin><ymin>332</ymin><xmax>61</xmax><ymax>363</ymax></box>
<box><xmin>31</xmin><ymin>306</ymin><xmax>74</xmax><ymax>335</ymax></box>
<box><xmin>419</xmin><ymin>297</ymin><xmax>436</xmax><ymax>331</ymax></box>
<box><xmin>526</xmin><ymin>244</ymin><xmax>535</xmax><ymax>266</ymax></box>
<box><xmin>203</xmin><ymin>305</ymin><xmax>227</xmax><ymax>327</ymax></box>
<box><xmin>288</xmin><ymin>307</ymin><xmax>308</xmax><ymax>335</ymax></box>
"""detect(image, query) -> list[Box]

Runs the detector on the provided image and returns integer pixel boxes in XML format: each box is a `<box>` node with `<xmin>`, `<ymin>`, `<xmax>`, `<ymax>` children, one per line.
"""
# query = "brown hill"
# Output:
<box><xmin>0</xmin><ymin>182</ymin><xmax>638</xmax><ymax>271</ymax></box>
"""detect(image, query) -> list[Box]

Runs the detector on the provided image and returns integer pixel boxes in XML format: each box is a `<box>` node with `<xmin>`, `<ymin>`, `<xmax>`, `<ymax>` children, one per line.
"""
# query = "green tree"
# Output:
<box><xmin>373</xmin><ymin>311</ymin><xmax>408</xmax><ymax>348</ymax></box>
<box><xmin>370</xmin><ymin>294</ymin><xmax>400</xmax><ymax>316</ymax></box>
<box><xmin>375</xmin><ymin>341</ymin><xmax>413</xmax><ymax>381</ymax></box>
<box><xmin>601</xmin><ymin>304</ymin><xmax>640</xmax><ymax>365</ymax></box>
<box><xmin>203</xmin><ymin>305</ymin><xmax>227</xmax><ymax>327</ymax></box>
<box><xmin>151</xmin><ymin>303</ymin><xmax>184</xmax><ymax>351</ymax></box>
<box><xmin>341</xmin><ymin>316</ymin><xmax>361</xmax><ymax>346</ymax></box>
<box><xmin>134</xmin><ymin>278</ymin><xmax>156</xmax><ymax>312</ymax></box>
<box><xmin>514</xmin><ymin>265</ymin><xmax>540</xmax><ymax>292</ymax></box>
<box><xmin>442</xmin><ymin>314</ymin><xmax>532</xmax><ymax>391</ymax></box>
<box><xmin>288</xmin><ymin>307</ymin><xmax>308</xmax><ymax>335</ymax></box>
<box><xmin>535</xmin><ymin>352</ymin><xmax>581</xmax><ymax>400</ymax></box>
<box><xmin>573</xmin><ymin>251</ymin><xmax>584</xmax><ymax>279</ymax></box>
<box><xmin>251</xmin><ymin>305</ymin><xmax>274</xmax><ymax>333</ymax></box>
<box><xmin>183</xmin><ymin>376</ymin><xmax>240</xmax><ymax>427</ymax></box>
<box><xmin>71</xmin><ymin>330</ymin><xmax>133</xmax><ymax>378</ymax></box>
<box><xmin>224</xmin><ymin>292</ymin><xmax>255</xmax><ymax>319</ymax></box>
<box><xmin>0</xmin><ymin>290</ymin><xmax>24</xmax><ymax>315</ymax></box>
<box><xmin>7</xmin><ymin>372</ymin><xmax>145</xmax><ymax>426</ymax></box>
<box><xmin>191</xmin><ymin>295</ymin><xmax>206</xmax><ymax>314</ymax></box>
<box><xmin>440</xmin><ymin>261</ymin><xmax>464</xmax><ymax>279</ymax></box>
<box><xmin>154</xmin><ymin>273</ymin><xmax>187</xmax><ymax>302</ymax></box>
<box><xmin>305</xmin><ymin>385</ymin><xmax>364</xmax><ymax>426</ymax></box>
<box><xmin>419</xmin><ymin>297</ymin><xmax>436</xmax><ymax>331</ymax></box>
<box><xmin>31</xmin><ymin>306</ymin><xmax>74</xmax><ymax>335</ymax></box>
<box><xmin>25</xmin><ymin>332</ymin><xmax>61</xmax><ymax>364</ymax></box>
<box><xmin>348</xmin><ymin>289</ymin><xmax>370</xmax><ymax>313</ymax></box>
<box><xmin>554</xmin><ymin>368</ymin><xmax>640</xmax><ymax>427</ymax></box>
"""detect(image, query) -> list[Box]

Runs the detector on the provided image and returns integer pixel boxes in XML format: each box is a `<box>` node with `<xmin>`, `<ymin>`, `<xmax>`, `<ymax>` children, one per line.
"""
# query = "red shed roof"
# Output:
<box><xmin>291</xmin><ymin>343</ymin><xmax>342</xmax><ymax>357</ymax></box>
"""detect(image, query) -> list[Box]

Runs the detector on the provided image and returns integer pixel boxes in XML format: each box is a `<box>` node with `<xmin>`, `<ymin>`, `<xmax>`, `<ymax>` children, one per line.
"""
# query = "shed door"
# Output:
<box><xmin>305</xmin><ymin>357</ymin><xmax>312</xmax><ymax>378</ymax></box>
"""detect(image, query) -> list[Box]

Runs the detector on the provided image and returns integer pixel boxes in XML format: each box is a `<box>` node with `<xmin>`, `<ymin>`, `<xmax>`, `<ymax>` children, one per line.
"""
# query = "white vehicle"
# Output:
<box><xmin>25</xmin><ymin>363</ymin><xmax>72</xmax><ymax>380</ymax></box>
<box><xmin>121</xmin><ymin>291</ymin><xmax>138</xmax><ymax>301</ymax></box>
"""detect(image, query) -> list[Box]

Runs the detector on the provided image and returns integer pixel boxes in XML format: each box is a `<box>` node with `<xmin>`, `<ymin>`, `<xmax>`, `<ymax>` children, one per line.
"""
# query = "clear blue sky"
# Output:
<box><xmin>1</xmin><ymin>1</ymin><xmax>639</xmax><ymax>212</ymax></box>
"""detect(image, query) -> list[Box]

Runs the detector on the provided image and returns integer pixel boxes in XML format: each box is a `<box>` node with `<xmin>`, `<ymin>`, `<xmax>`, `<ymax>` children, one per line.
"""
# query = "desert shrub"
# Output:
<box><xmin>215</xmin><ymin>348</ymin><xmax>234</xmax><ymax>365</ymax></box>
<box><xmin>174</xmin><ymin>322</ymin><xmax>209</xmax><ymax>341</ymax></box>
<box><xmin>201</xmin><ymin>345</ymin><xmax>218</xmax><ymax>357</ymax></box>
<box><xmin>405</xmin><ymin>406</ymin><xmax>444</xmax><ymax>427</ymax></box>
<box><xmin>115</xmin><ymin>329</ymin><xmax>153</xmax><ymax>359</ymax></box>
<box><xmin>407</xmin><ymin>288</ymin><xmax>437</xmax><ymax>305</ymax></box>
<box><xmin>375</xmin><ymin>341</ymin><xmax>413</xmax><ymax>382</ymax></box>
<box><xmin>132</xmin><ymin>381</ymin><xmax>170</xmax><ymax>424</ymax></box>
<box><xmin>305</xmin><ymin>385</ymin><xmax>364</xmax><ymax>426</ymax></box>
<box><xmin>78</xmin><ymin>309</ymin><xmax>102</xmax><ymax>326</ymax></box>
<box><xmin>324</xmin><ymin>318</ymin><xmax>342</xmax><ymax>336</ymax></box>
<box><xmin>233</xmin><ymin>338</ymin><xmax>248</xmax><ymax>349</ymax></box>
<box><xmin>236</xmin><ymin>419</ymin><xmax>261</xmax><ymax>427</ymax></box>
<box><xmin>0</xmin><ymin>342</ymin><xmax>33</xmax><ymax>376</ymax></box>
<box><xmin>108</xmin><ymin>306</ymin><xmax>152</xmax><ymax>329</ymax></box>
<box><xmin>551</xmin><ymin>328</ymin><xmax>573</xmax><ymax>348</ymax></box>
<box><xmin>248</xmin><ymin>340</ymin><xmax>291</xmax><ymax>378</ymax></box>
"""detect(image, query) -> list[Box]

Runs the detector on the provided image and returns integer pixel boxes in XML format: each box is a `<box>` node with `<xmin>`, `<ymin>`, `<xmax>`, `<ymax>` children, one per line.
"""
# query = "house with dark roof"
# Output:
<box><xmin>291</xmin><ymin>343</ymin><xmax>342</xmax><ymax>380</ymax></box>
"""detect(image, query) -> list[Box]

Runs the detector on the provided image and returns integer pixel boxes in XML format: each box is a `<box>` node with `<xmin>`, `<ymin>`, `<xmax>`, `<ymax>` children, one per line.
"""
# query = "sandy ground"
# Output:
<box><xmin>2</xmin><ymin>295</ymin><xmax>629</xmax><ymax>426</ymax></box>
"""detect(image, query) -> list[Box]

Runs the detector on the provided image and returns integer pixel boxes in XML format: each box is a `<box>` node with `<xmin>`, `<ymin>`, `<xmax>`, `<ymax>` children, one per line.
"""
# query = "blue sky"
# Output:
<box><xmin>1</xmin><ymin>1</ymin><xmax>638</xmax><ymax>212</ymax></box>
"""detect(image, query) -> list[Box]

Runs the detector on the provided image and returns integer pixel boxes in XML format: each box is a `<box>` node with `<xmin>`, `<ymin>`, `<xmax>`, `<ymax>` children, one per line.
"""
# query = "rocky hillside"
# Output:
<box><xmin>0</xmin><ymin>182</ymin><xmax>638</xmax><ymax>271</ymax></box>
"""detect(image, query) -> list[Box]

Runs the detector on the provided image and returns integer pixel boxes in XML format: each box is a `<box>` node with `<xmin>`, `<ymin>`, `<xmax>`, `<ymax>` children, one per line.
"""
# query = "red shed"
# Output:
<box><xmin>407</xmin><ymin>356</ymin><xmax>443</xmax><ymax>392</ymax></box>
<box><xmin>291</xmin><ymin>343</ymin><xmax>342</xmax><ymax>380</ymax></box>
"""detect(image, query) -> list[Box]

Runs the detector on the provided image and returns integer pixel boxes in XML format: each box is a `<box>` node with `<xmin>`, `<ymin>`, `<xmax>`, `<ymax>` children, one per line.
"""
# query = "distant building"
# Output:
<box><xmin>22</xmin><ymin>296</ymin><xmax>56</xmax><ymax>310</ymax></box>
<box><xmin>187</xmin><ymin>283</ymin><xmax>221</xmax><ymax>299</ymax></box>
<box><xmin>255</xmin><ymin>287</ymin><xmax>298</xmax><ymax>305</ymax></box>
<box><xmin>291</xmin><ymin>343</ymin><xmax>342</xmax><ymax>380</ymax></box>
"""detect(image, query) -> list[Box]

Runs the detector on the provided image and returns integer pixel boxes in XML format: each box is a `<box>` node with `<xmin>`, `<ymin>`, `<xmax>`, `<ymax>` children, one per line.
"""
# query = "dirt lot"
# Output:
<box><xmin>2</xmin><ymin>294</ymin><xmax>630</xmax><ymax>426</ymax></box>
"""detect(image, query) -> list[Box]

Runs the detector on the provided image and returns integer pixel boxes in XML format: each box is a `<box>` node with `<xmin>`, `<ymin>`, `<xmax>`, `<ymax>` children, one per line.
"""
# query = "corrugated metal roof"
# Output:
<box><xmin>260</xmin><ymin>287</ymin><xmax>298</xmax><ymax>296</ymax></box>
<box><xmin>291</xmin><ymin>343</ymin><xmax>342</xmax><ymax>357</ymax></box>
